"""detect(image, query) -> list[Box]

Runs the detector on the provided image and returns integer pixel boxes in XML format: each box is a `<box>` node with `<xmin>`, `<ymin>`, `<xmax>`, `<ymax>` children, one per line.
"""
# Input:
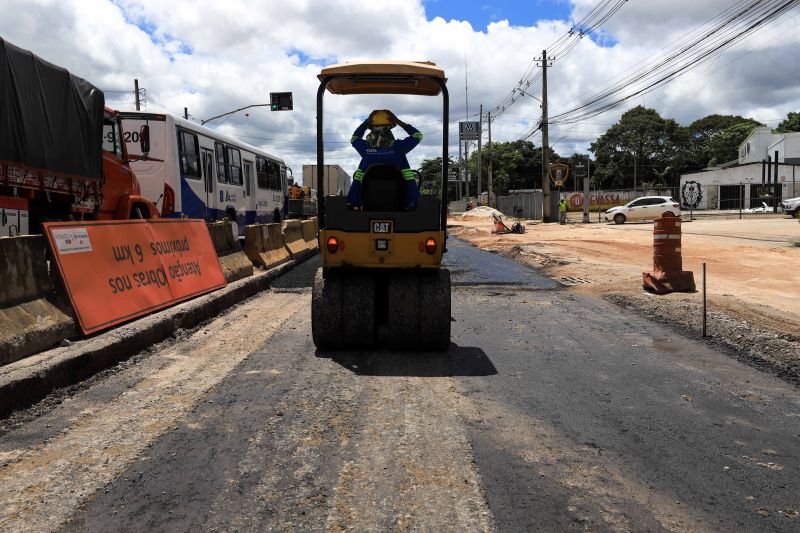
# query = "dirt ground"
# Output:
<box><xmin>450</xmin><ymin>213</ymin><xmax>800</xmax><ymax>379</ymax></box>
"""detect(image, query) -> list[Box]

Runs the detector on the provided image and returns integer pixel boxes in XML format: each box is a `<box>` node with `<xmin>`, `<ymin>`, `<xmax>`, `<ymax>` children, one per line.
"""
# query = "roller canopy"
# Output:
<box><xmin>319</xmin><ymin>61</ymin><xmax>446</xmax><ymax>96</ymax></box>
<box><xmin>0</xmin><ymin>38</ymin><xmax>105</xmax><ymax>180</ymax></box>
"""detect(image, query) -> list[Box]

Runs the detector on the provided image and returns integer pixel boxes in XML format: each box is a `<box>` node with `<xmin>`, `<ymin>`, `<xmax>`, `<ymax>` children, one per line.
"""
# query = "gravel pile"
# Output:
<box><xmin>606</xmin><ymin>292</ymin><xmax>800</xmax><ymax>386</ymax></box>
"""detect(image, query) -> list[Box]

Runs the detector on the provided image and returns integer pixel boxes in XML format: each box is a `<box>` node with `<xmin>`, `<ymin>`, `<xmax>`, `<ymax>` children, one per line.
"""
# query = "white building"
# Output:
<box><xmin>680</xmin><ymin>126</ymin><xmax>800</xmax><ymax>210</ymax></box>
<box><xmin>681</xmin><ymin>163</ymin><xmax>799</xmax><ymax>210</ymax></box>
<box><xmin>739</xmin><ymin>127</ymin><xmax>800</xmax><ymax>165</ymax></box>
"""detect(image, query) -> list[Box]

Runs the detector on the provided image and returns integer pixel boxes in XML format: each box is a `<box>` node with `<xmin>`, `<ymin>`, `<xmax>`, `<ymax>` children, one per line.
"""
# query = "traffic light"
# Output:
<box><xmin>270</xmin><ymin>92</ymin><xmax>293</xmax><ymax>111</ymax></box>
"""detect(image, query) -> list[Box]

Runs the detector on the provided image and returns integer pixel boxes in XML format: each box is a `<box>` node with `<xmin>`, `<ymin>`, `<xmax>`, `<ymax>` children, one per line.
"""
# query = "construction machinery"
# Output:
<box><xmin>311</xmin><ymin>61</ymin><xmax>451</xmax><ymax>350</ymax></box>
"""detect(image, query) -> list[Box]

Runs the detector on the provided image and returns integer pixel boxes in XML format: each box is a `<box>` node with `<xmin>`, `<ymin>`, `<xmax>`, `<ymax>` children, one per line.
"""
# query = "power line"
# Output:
<box><xmin>488</xmin><ymin>0</ymin><xmax>630</xmax><ymax>121</ymax></box>
<box><xmin>549</xmin><ymin>0</ymin><xmax>800</xmax><ymax>126</ymax></box>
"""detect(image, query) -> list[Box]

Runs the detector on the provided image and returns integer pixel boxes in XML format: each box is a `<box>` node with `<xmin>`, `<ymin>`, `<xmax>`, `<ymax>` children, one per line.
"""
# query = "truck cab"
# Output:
<box><xmin>99</xmin><ymin>108</ymin><xmax>159</xmax><ymax>220</ymax></box>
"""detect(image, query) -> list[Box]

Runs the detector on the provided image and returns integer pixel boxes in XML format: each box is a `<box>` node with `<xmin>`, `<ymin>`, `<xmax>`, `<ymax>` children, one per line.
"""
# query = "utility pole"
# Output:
<box><xmin>538</xmin><ymin>50</ymin><xmax>555</xmax><ymax>222</ymax></box>
<box><xmin>774</xmin><ymin>149</ymin><xmax>779</xmax><ymax>213</ymax></box>
<box><xmin>584</xmin><ymin>157</ymin><xmax>591</xmax><ymax>223</ymax></box>
<box><xmin>488</xmin><ymin>112</ymin><xmax>493</xmax><ymax>207</ymax></box>
<box><xmin>464</xmin><ymin>50</ymin><xmax>469</xmax><ymax>202</ymax></box>
<box><xmin>457</xmin><ymin>137</ymin><xmax>463</xmax><ymax>200</ymax></box>
<box><xmin>465</xmin><ymin>141</ymin><xmax>470</xmax><ymax>200</ymax></box>
<box><xmin>184</xmin><ymin>107</ymin><xmax>189</xmax><ymax>120</ymax></box>
<box><xmin>134</xmin><ymin>79</ymin><xmax>141</xmax><ymax>111</ymax></box>
<box><xmin>477</xmin><ymin>104</ymin><xmax>483</xmax><ymax>202</ymax></box>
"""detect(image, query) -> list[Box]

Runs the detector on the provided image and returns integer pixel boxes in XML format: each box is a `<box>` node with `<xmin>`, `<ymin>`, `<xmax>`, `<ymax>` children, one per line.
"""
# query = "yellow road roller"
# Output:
<box><xmin>311</xmin><ymin>61</ymin><xmax>451</xmax><ymax>350</ymax></box>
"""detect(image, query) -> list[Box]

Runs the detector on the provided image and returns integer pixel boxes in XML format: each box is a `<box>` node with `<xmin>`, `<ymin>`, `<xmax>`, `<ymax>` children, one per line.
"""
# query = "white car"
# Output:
<box><xmin>781</xmin><ymin>196</ymin><xmax>800</xmax><ymax>218</ymax></box>
<box><xmin>605</xmin><ymin>196</ymin><xmax>681</xmax><ymax>224</ymax></box>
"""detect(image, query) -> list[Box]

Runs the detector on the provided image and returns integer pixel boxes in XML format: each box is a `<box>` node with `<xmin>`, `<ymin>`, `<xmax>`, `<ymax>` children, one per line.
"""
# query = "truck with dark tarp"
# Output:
<box><xmin>0</xmin><ymin>38</ymin><xmax>157</xmax><ymax>235</ymax></box>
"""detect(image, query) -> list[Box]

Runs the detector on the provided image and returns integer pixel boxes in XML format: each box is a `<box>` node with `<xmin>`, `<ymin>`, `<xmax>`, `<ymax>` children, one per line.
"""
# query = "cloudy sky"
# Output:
<box><xmin>3</xmin><ymin>0</ymin><xmax>799</xmax><ymax>176</ymax></box>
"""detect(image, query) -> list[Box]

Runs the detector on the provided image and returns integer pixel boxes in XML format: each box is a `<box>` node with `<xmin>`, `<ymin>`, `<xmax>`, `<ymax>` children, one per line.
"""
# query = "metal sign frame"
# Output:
<box><xmin>459</xmin><ymin>121</ymin><xmax>480</xmax><ymax>141</ymax></box>
<box><xmin>549</xmin><ymin>162</ymin><xmax>570</xmax><ymax>188</ymax></box>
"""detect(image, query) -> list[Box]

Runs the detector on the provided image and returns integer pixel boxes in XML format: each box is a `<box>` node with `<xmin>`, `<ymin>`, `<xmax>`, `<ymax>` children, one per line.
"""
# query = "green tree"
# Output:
<box><xmin>465</xmin><ymin>140</ymin><xmax>561</xmax><ymax>195</ymax></box>
<box><xmin>706</xmin><ymin>122</ymin><xmax>761</xmax><ymax>166</ymax></box>
<box><xmin>775</xmin><ymin>111</ymin><xmax>800</xmax><ymax>133</ymax></box>
<box><xmin>417</xmin><ymin>156</ymin><xmax>456</xmax><ymax>197</ymax></box>
<box><xmin>686</xmin><ymin>114</ymin><xmax>762</xmax><ymax>167</ymax></box>
<box><xmin>591</xmin><ymin>106</ymin><xmax>686</xmax><ymax>189</ymax></box>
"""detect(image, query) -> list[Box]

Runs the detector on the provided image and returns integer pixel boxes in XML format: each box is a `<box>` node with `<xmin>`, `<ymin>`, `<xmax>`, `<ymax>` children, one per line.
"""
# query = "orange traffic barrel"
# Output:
<box><xmin>643</xmin><ymin>212</ymin><xmax>695</xmax><ymax>293</ymax></box>
<box><xmin>652</xmin><ymin>212</ymin><xmax>682</xmax><ymax>273</ymax></box>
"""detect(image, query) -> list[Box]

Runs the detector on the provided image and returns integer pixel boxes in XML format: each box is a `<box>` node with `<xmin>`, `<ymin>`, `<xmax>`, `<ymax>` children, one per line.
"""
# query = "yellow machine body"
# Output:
<box><xmin>319</xmin><ymin>229</ymin><xmax>444</xmax><ymax>268</ymax></box>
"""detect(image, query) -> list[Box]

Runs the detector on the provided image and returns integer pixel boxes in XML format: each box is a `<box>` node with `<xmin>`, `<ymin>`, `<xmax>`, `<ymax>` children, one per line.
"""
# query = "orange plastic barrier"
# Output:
<box><xmin>43</xmin><ymin>219</ymin><xmax>226</xmax><ymax>334</ymax></box>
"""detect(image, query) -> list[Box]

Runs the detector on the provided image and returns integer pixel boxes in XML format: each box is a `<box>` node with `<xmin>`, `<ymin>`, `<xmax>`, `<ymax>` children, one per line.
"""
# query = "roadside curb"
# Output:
<box><xmin>0</xmin><ymin>252</ymin><xmax>316</xmax><ymax>418</ymax></box>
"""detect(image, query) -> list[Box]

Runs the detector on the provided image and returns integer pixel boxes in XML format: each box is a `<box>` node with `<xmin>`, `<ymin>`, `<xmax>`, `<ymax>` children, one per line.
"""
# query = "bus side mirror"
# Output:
<box><xmin>139</xmin><ymin>125</ymin><xmax>150</xmax><ymax>154</ymax></box>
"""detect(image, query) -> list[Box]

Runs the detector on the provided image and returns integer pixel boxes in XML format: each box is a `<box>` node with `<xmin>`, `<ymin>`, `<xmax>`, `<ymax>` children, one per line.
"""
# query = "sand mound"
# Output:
<box><xmin>460</xmin><ymin>206</ymin><xmax>503</xmax><ymax>219</ymax></box>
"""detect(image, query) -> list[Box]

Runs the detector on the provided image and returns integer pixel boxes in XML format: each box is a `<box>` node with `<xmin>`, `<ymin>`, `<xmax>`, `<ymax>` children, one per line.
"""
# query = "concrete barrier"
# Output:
<box><xmin>243</xmin><ymin>223</ymin><xmax>290</xmax><ymax>269</ymax></box>
<box><xmin>282</xmin><ymin>219</ymin><xmax>311</xmax><ymax>260</ymax></box>
<box><xmin>207</xmin><ymin>221</ymin><xmax>253</xmax><ymax>283</ymax></box>
<box><xmin>0</xmin><ymin>236</ymin><xmax>75</xmax><ymax>366</ymax></box>
<box><xmin>301</xmin><ymin>218</ymin><xmax>319</xmax><ymax>252</ymax></box>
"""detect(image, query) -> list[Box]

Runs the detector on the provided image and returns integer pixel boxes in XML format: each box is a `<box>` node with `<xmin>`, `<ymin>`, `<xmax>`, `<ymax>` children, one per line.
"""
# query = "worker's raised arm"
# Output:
<box><xmin>394</xmin><ymin>122</ymin><xmax>423</xmax><ymax>154</ymax></box>
<box><xmin>350</xmin><ymin>119</ymin><xmax>370</xmax><ymax>157</ymax></box>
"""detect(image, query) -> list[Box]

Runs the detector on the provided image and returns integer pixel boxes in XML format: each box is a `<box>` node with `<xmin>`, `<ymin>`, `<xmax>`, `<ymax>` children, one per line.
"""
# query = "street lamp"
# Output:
<box><xmin>200</xmin><ymin>103</ymin><xmax>270</xmax><ymax>125</ymax></box>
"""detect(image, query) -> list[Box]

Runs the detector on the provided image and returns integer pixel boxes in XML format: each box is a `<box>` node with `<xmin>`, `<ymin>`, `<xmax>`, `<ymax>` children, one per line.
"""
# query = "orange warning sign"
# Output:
<box><xmin>43</xmin><ymin>219</ymin><xmax>226</xmax><ymax>334</ymax></box>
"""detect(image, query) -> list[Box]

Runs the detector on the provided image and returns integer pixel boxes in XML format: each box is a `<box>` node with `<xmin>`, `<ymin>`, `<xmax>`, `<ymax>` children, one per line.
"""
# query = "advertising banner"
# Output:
<box><xmin>43</xmin><ymin>219</ymin><xmax>226</xmax><ymax>334</ymax></box>
<box><xmin>565</xmin><ymin>191</ymin><xmax>637</xmax><ymax>211</ymax></box>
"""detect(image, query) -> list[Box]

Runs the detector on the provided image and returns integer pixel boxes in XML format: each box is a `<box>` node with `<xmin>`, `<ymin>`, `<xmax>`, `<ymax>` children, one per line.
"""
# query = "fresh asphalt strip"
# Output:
<box><xmin>0</xmin><ymin>252</ymin><xmax>317</xmax><ymax>418</ymax></box>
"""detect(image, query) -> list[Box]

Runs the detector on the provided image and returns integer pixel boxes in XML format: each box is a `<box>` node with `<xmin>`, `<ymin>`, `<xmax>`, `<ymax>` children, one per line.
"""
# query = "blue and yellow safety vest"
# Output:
<box><xmin>347</xmin><ymin>120</ymin><xmax>422</xmax><ymax>208</ymax></box>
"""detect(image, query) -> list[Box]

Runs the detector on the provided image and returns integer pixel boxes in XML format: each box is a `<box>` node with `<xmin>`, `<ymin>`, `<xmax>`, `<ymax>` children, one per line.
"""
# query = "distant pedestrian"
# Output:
<box><xmin>559</xmin><ymin>197</ymin><xmax>568</xmax><ymax>224</ymax></box>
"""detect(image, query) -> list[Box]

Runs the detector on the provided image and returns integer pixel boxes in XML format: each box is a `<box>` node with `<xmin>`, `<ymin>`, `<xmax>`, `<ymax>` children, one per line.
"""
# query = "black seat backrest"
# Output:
<box><xmin>361</xmin><ymin>164</ymin><xmax>405</xmax><ymax>211</ymax></box>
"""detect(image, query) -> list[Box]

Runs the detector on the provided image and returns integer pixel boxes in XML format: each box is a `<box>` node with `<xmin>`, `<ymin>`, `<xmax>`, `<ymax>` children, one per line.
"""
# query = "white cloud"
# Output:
<box><xmin>2</xmin><ymin>0</ymin><xmax>799</xmax><ymax>174</ymax></box>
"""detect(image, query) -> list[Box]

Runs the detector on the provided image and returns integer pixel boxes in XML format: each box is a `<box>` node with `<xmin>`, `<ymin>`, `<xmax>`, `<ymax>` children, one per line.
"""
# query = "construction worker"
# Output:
<box><xmin>347</xmin><ymin>109</ymin><xmax>423</xmax><ymax>209</ymax></box>
<box><xmin>559</xmin><ymin>196</ymin><xmax>568</xmax><ymax>224</ymax></box>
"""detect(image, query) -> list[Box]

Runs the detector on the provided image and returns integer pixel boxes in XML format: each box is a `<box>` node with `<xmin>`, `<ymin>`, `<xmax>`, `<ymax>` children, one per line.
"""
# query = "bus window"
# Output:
<box><xmin>256</xmin><ymin>156</ymin><xmax>269</xmax><ymax>189</ymax></box>
<box><xmin>215</xmin><ymin>142</ymin><xmax>228</xmax><ymax>183</ymax></box>
<box><xmin>227</xmin><ymin>147</ymin><xmax>242</xmax><ymax>186</ymax></box>
<box><xmin>178</xmin><ymin>130</ymin><xmax>201</xmax><ymax>179</ymax></box>
<box><xmin>244</xmin><ymin>160</ymin><xmax>252</xmax><ymax>197</ymax></box>
<box><xmin>267</xmin><ymin>159</ymin><xmax>280</xmax><ymax>190</ymax></box>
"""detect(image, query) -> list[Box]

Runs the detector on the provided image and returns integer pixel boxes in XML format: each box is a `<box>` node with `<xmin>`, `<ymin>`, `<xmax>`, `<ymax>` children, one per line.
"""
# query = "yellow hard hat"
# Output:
<box><xmin>369</xmin><ymin>109</ymin><xmax>395</xmax><ymax>128</ymax></box>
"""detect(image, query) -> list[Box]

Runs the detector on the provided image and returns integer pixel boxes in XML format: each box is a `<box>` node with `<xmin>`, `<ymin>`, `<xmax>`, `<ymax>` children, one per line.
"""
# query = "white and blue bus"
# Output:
<box><xmin>121</xmin><ymin>112</ymin><xmax>286</xmax><ymax>234</ymax></box>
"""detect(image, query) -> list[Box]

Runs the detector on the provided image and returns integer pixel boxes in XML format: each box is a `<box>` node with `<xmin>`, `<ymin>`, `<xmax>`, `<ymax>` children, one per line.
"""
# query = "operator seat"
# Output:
<box><xmin>361</xmin><ymin>164</ymin><xmax>406</xmax><ymax>211</ymax></box>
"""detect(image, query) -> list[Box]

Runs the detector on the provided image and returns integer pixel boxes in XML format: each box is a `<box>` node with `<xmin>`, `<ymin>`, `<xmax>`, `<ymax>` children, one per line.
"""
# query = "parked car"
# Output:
<box><xmin>604</xmin><ymin>196</ymin><xmax>680</xmax><ymax>224</ymax></box>
<box><xmin>781</xmin><ymin>196</ymin><xmax>800</xmax><ymax>218</ymax></box>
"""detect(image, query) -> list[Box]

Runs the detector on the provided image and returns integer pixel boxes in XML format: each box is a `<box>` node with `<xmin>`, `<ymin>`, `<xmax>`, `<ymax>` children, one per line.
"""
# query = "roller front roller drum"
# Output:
<box><xmin>311</xmin><ymin>267</ymin><xmax>451</xmax><ymax>351</ymax></box>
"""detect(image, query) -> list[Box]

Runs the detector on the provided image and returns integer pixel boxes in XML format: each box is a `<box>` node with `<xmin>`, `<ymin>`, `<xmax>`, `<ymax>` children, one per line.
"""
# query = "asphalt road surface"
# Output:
<box><xmin>1</xmin><ymin>237</ymin><xmax>798</xmax><ymax>532</ymax></box>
